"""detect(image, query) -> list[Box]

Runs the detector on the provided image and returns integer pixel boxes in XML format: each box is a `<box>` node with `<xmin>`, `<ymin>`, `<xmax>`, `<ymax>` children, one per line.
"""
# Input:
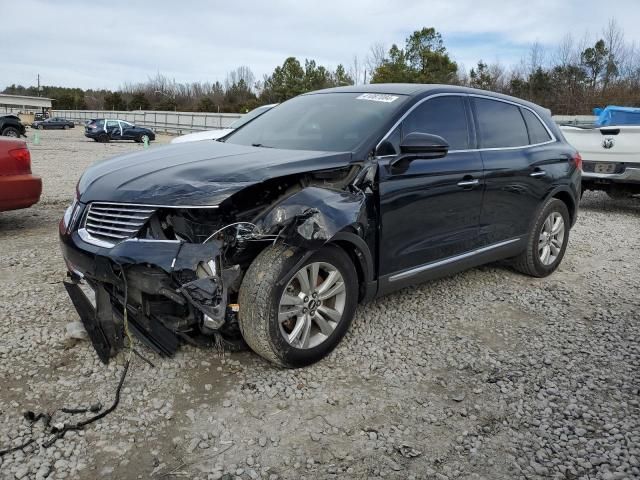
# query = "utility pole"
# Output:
<box><xmin>37</xmin><ymin>74</ymin><xmax>40</xmax><ymax>96</ymax></box>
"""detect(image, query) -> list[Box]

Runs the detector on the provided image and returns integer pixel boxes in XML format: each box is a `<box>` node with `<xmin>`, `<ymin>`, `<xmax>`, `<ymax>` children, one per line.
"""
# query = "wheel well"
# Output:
<box><xmin>330</xmin><ymin>239</ymin><xmax>369</xmax><ymax>302</ymax></box>
<box><xmin>552</xmin><ymin>190</ymin><xmax>576</xmax><ymax>224</ymax></box>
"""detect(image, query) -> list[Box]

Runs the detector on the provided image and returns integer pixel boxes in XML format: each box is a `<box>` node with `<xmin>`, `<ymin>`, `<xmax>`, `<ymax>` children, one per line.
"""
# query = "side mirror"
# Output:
<box><xmin>400</xmin><ymin>132</ymin><xmax>449</xmax><ymax>157</ymax></box>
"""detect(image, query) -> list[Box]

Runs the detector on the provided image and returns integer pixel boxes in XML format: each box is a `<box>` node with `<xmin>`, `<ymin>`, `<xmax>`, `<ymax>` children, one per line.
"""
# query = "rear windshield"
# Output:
<box><xmin>225</xmin><ymin>92</ymin><xmax>408</xmax><ymax>152</ymax></box>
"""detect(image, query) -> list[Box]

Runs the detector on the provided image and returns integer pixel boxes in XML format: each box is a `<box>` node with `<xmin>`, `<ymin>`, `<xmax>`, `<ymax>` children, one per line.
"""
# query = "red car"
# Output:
<box><xmin>0</xmin><ymin>137</ymin><xmax>42</xmax><ymax>212</ymax></box>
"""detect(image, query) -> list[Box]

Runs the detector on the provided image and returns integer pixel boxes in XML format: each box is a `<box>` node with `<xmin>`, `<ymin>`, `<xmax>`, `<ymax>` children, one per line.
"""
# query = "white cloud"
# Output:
<box><xmin>4</xmin><ymin>0</ymin><xmax>639</xmax><ymax>89</ymax></box>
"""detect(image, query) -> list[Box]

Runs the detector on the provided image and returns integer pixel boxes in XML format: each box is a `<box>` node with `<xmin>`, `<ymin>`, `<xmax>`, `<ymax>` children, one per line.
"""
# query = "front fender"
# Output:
<box><xmin>255</xmin><ymin>186</ymin><xmax>368</xmax><ymax>248</ymax></box>
<box><xmin>254</xmin><ymin>186</ymin><xmax>375</xmax><ymax>298</ymax></box>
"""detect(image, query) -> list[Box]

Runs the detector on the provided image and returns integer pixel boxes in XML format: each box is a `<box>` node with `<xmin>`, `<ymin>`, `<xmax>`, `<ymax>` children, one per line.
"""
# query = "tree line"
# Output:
<box><xmin>4</xmin><ymin>19</ymin><xmax>639</xmax><ymax>115</ymax></box>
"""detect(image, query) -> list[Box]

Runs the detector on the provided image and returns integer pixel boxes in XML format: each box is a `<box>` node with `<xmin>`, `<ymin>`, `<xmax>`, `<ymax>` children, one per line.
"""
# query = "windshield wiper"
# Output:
<box><xmin>251</xmin><ymin>143</ymin><xmax>273</xmax><ymax>148</ymax></box>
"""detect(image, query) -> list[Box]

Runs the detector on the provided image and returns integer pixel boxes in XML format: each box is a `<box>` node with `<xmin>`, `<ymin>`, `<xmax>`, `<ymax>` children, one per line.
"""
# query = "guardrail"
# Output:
<box><xmin>52</xmin><ymin>110</ymin><xmax>243</xmax><ymax>134</ymax></box>
<box><xmin>553</xmin><ymin>115</ymin><xmax>597</xmax><ymax>127</ymax></box>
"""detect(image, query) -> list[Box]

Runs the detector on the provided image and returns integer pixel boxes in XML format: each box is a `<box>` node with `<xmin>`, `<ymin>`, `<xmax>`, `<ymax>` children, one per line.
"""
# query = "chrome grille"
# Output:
<box><xmin>82</xmin><ymin>202</ymin><xmax>155</xmax><ymax>245</ymax></box>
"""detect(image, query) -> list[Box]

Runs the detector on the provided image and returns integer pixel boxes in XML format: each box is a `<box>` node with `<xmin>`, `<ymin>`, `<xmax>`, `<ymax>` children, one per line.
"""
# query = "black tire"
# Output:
<box><xmin>1</xmin><ymin>126</ymin><xmax>20</xmax><ymax>137</ymax></box>
<box><xmin>97</xmin><ymin>133</ymin><xmax>109</xmax><ymax>143</ymax></box>
<box><xmin>64</xmin><ymin>125</ymin><xmax>70</xmax><ymax>130</ymax></box>
<box><xmin>238</xmin><ymin>243</ymin><xmax>358</xmax><ymax>368</ymax></box>
<box><xmin>512</xmin><ymin>198</ymin><xmax>570</xmax><ymax>278</ymax></box>
<box><xmin>38</xmin><ymin>124</ymin><xmax>44</xmax><ymax>130</ymax></box>
<box><xmin>137</xmin><ymin>134</ymin><xmax>151</xmax><ymax>144</ymax></box>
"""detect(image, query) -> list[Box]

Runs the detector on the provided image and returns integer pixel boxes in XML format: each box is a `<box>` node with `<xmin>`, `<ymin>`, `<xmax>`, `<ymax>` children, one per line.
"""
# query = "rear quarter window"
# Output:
<box><xmin>521</xmin><ymin>108</ymin><xmax>552</xmax><ymax>144</ymax></box>
<box><xmin>473</xmin><ymin>98</ymin><xmax>529</xmax><ymax>148</ymax></box>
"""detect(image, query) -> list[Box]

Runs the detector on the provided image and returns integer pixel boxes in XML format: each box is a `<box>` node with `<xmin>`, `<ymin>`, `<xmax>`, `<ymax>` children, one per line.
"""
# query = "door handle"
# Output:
<box><xmin>530</xmin><ymin>170</ymin><xmax>547</xmax><ymax>178</ymax></box>
<box><xmin>457</xmin><ymin>179</ymin><xmax>479</xmax><ymax>187</ymax></box>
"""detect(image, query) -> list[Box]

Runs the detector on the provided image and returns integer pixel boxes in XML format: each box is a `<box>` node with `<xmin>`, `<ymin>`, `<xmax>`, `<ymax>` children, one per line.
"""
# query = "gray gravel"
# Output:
<box><xmin>0</xmin><ymin>128</ymin><xmax>638</xmax><ymax>479</ymax></box>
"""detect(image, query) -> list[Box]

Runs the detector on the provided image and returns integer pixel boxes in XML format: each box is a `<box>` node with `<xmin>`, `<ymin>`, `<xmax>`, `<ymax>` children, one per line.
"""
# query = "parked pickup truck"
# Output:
<box><xmin>561</xmin><ymin>106</ymin><xmax>640</xmax><ymax>198</ymax></box>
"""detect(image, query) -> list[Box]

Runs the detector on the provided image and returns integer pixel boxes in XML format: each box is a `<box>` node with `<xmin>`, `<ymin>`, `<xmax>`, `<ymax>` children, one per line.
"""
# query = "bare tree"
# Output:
<box><xmin>349</xmin><ymin>55</ymin><xmax>363</xmax><ymax>85</ymax></box>
<box><xmin>365</xmin><ymin>42</ymin><xmax>386</xmax><ymax>77</ymax></box>
<box><xmin>527</xmin><ymin>41</ymin><xmax>546</xmax><ymax>75</ymax></box>
<box><xmin>553</xmin><ymin>33</ymin><xmax>577</xmax><ymax>67</ymax></box>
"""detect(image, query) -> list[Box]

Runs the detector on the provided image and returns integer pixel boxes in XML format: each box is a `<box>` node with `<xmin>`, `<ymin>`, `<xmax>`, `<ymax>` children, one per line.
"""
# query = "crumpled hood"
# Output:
<box><xmin>77</xmin><ymin>141</ymin><xmax>353</xmax><ymax>206</ymax></box>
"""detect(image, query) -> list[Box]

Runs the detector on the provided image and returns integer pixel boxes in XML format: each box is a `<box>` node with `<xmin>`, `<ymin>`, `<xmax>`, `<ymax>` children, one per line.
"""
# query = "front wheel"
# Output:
<box><xmin>512</xmin><ymin>198</ymin><xmax>570</xmax><ymax>277</ymax></box>
<box><xmin>1</xmin><ymin>127</ymin><xmax>20</xmax><ymax>137</ymax></box>
<box><xmin>238</xmin><ymin>244</ymin><xmax>358</xmax><ymax>367</ymax></box>
<box><xmin>137</xmin><ymin>134</ymin><xmax>150</xmax><ymax>144</ymax></box>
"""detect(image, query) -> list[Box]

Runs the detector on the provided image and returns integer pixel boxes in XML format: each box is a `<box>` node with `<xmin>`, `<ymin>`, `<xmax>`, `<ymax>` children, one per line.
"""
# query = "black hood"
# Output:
<box><xmin>77</xmin><ymin>141</ymin><xmax>354</xmax><ymax>206</ymax></box>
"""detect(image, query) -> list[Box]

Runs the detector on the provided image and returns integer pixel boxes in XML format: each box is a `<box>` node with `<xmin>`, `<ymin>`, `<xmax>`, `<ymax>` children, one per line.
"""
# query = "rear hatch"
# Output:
<box><xmin>85</xmin><ymin>119</ymin><xmax>104</xmax><ymax>134</ymax></box>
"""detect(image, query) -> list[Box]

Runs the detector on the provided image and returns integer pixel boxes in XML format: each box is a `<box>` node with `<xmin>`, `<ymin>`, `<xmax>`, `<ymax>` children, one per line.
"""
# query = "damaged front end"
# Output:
<box><xmin>60</xmin><ymin>165</ymin><xmax>370</xmax><ymax>364</ymax></box>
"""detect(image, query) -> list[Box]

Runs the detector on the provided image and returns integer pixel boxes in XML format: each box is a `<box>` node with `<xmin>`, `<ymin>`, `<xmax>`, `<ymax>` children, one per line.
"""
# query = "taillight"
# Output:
<box><xmin>8</xmin><ymin>147</ymin><xmax>32</xmax><ymax>174</ymax></box>
<box><xmin>573</xmin><ymin>152</ymin><xmax>583</xmax><ymax>171</ymax></box>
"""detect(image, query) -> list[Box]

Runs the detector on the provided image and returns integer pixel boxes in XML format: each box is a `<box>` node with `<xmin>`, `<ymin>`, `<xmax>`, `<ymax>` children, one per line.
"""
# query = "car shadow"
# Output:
<box><xmin>579</xmin><ymin>191</ymin><xmax>640</xmax><ymax>217</ymax></box>
<box><xmin>0</xmin><ymin>205</ymin><xmax>61</xmax><ymax>236</ymax></box>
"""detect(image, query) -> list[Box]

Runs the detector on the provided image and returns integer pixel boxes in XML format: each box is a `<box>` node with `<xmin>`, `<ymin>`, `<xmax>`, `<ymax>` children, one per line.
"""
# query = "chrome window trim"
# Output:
<box><xmin>389</xmin><ymin>238</ymin><xmax>521</xmax><ymax>282</ymax></box>
<box><xmin>375</xmin><ymin>92</ymin><xmax>556</xmax><ymax>157</ymax></box>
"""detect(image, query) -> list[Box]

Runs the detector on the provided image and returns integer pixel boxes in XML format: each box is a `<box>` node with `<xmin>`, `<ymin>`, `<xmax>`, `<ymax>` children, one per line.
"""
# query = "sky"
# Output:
<box><xmin>3</xmin><ymin>0</ymin><xmax>640</xmax><ymax>91</ymax></box>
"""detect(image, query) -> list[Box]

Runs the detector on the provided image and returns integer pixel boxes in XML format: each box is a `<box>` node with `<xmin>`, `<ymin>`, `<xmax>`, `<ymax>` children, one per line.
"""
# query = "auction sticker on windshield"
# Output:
<box><xmin>356</xmin><ymin>93</ymin><xmax>399</xmax><ymax>103</ymax></box>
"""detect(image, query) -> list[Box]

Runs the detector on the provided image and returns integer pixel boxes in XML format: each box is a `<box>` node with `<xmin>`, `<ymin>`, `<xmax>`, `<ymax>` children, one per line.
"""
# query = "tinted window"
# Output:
<box><xmin>521</xmin><ymin>108</ymin><xmax>551</xmax><ymax>144</ymax></box>
<box><xmin>403</xmin><ymin>96</ymin><xmax>470</xmax><ymax>150</ymax></box>
<box><xmin>474</xmin><ymin>98</ymin><xmax>529</xmax><ymax>148</ymax></box>
<box><xmin>226</xmin><ymin>93</ymin><xmax>408</xmax><ymax>152</ymax></box>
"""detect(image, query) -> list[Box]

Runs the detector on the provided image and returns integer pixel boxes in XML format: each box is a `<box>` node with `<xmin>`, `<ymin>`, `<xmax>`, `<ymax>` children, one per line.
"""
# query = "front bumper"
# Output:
<box><xmin>59</xmin><ymin>215</ymin><xmax>229</xmax><ymax>363</ymax></box>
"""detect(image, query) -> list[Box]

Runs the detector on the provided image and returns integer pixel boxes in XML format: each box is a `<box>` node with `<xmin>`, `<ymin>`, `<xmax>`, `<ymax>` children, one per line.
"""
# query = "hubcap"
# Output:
<box><xmin>5</xmin><ymin>130</ymin><xmax>18</xmax><ymax>137</ymax></box>
<box><xmin>278</xmin><ymin>261</ymin><xmax>346</xmax><ymax>349</ymax></box>
<box><xmin>538</xmin><ymin>212</ymin><xmax>565</xmax><ymax>266</ymax></box>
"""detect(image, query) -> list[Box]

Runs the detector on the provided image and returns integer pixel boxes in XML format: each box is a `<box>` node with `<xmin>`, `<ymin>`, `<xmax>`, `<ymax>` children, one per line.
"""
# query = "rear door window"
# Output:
<box><xmin>473</xmin><ymin>98</ymin><xmax>529</xmax><ymax>148</ymax></box>
<box><xmin>402</xmin><ymin>96</ymin><xmax>470</xmax><ymax>150</ymax></box>
<box><xmin>521</xmin><ymin>108</ymin><xmax>552</xmax><ymax>144</ymax></box>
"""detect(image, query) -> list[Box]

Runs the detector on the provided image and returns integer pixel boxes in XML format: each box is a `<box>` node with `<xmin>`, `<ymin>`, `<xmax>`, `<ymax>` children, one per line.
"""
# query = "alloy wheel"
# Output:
<box><xmin>538</xmin><ymin>212</ymin><xmax>565</xmax><ymax>265</ymax></box>
<box><xmin>278</xmin><ymin>262</ymin><xmax>346</xmax><ymax>349</ymax></box>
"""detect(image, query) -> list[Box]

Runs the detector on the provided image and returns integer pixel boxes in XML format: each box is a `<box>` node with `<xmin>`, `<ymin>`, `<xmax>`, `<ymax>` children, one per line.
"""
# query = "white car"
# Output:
<box><xmin>561</xmin><ymin>124</ymin><xmax>640</xmax><ymax>198</ymax></box>
<box><xmin>171</xmin><ymin>104</ymin><xmax>277</xmax><ymax>144</ymax></box>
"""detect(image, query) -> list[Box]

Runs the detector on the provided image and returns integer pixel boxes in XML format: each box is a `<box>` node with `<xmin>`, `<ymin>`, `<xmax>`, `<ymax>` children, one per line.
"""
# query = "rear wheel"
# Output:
<box><xmin>38</xmin><ymin>124</ymin><xmax>44</xmax><ymax>130</ymax></box>
<box><xmin>512</xmin><ymin>198</ymin><xmax>570</xmax><ymax>277</ymax></box>
<box><xmin>97</xmin><ymin>133</ymin><xmax>109</xmax><ymax>143</ymax></box>
<box><xmin>238</xmin><ymin>243</ymin><xmax>358</xmax><ymax>367</ymax></box>
<box><xmin>64</xmin><ymin>125</ymin><xmax>70</xmax><ymax>130</ymax></box>
<box><xmin>1</xmin><ymin>127</ymin><xmax>20</xmax><ymax>137</ymax></box>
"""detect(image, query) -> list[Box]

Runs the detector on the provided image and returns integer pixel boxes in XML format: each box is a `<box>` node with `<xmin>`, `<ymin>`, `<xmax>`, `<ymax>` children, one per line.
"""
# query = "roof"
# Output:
<box><xmin>310</xmin><ymin>83</ymin><xmax>549</xmax><ymax>114</ymax></box>
<box><xmin>0</xmin><ymin>93</ymin><xmax>53</xmax><ymax>108</ymax></box>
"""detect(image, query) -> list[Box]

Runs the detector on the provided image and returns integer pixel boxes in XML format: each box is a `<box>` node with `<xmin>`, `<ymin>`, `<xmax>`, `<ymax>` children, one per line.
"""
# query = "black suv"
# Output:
<box><xmin>0</xmin><ymin>114</ymin><xmax>27</xmax><ymax>138</ymax></box>
<box><xmin>60</xmin><ymin>85</ymin><xmax>581</xmax><ymax>367</ymax></box>
<box><xmin>85</xmin><ymin>119</ymin><xmax>155</xmax><ymax>143</ymax></box>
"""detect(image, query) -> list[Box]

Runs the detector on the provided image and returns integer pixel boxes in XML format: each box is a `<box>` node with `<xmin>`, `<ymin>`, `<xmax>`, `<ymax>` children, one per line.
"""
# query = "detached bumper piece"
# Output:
<box><xmin>63</xmin><ymin>276</ymin><xmax>179</xmax><ymax>364</ymax></box>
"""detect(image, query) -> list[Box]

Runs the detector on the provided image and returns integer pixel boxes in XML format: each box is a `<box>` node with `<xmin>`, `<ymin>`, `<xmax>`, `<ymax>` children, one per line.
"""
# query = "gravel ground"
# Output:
<box><xmin>0</xmin><ymin>128</ymin><xmax>638</xmax><ymax>480</ymax></box>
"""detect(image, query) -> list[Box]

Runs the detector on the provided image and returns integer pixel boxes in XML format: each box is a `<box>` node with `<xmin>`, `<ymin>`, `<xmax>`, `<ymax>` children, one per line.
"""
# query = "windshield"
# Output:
<box><xmin>229</xmin><ymin>105</ymin><xmax>273</xmax><ymax>129</ymax></box>
<box><xmin>225</xmin><ymin>92</ymin><xmax>407</xmax><ymax>151</ymax></box>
